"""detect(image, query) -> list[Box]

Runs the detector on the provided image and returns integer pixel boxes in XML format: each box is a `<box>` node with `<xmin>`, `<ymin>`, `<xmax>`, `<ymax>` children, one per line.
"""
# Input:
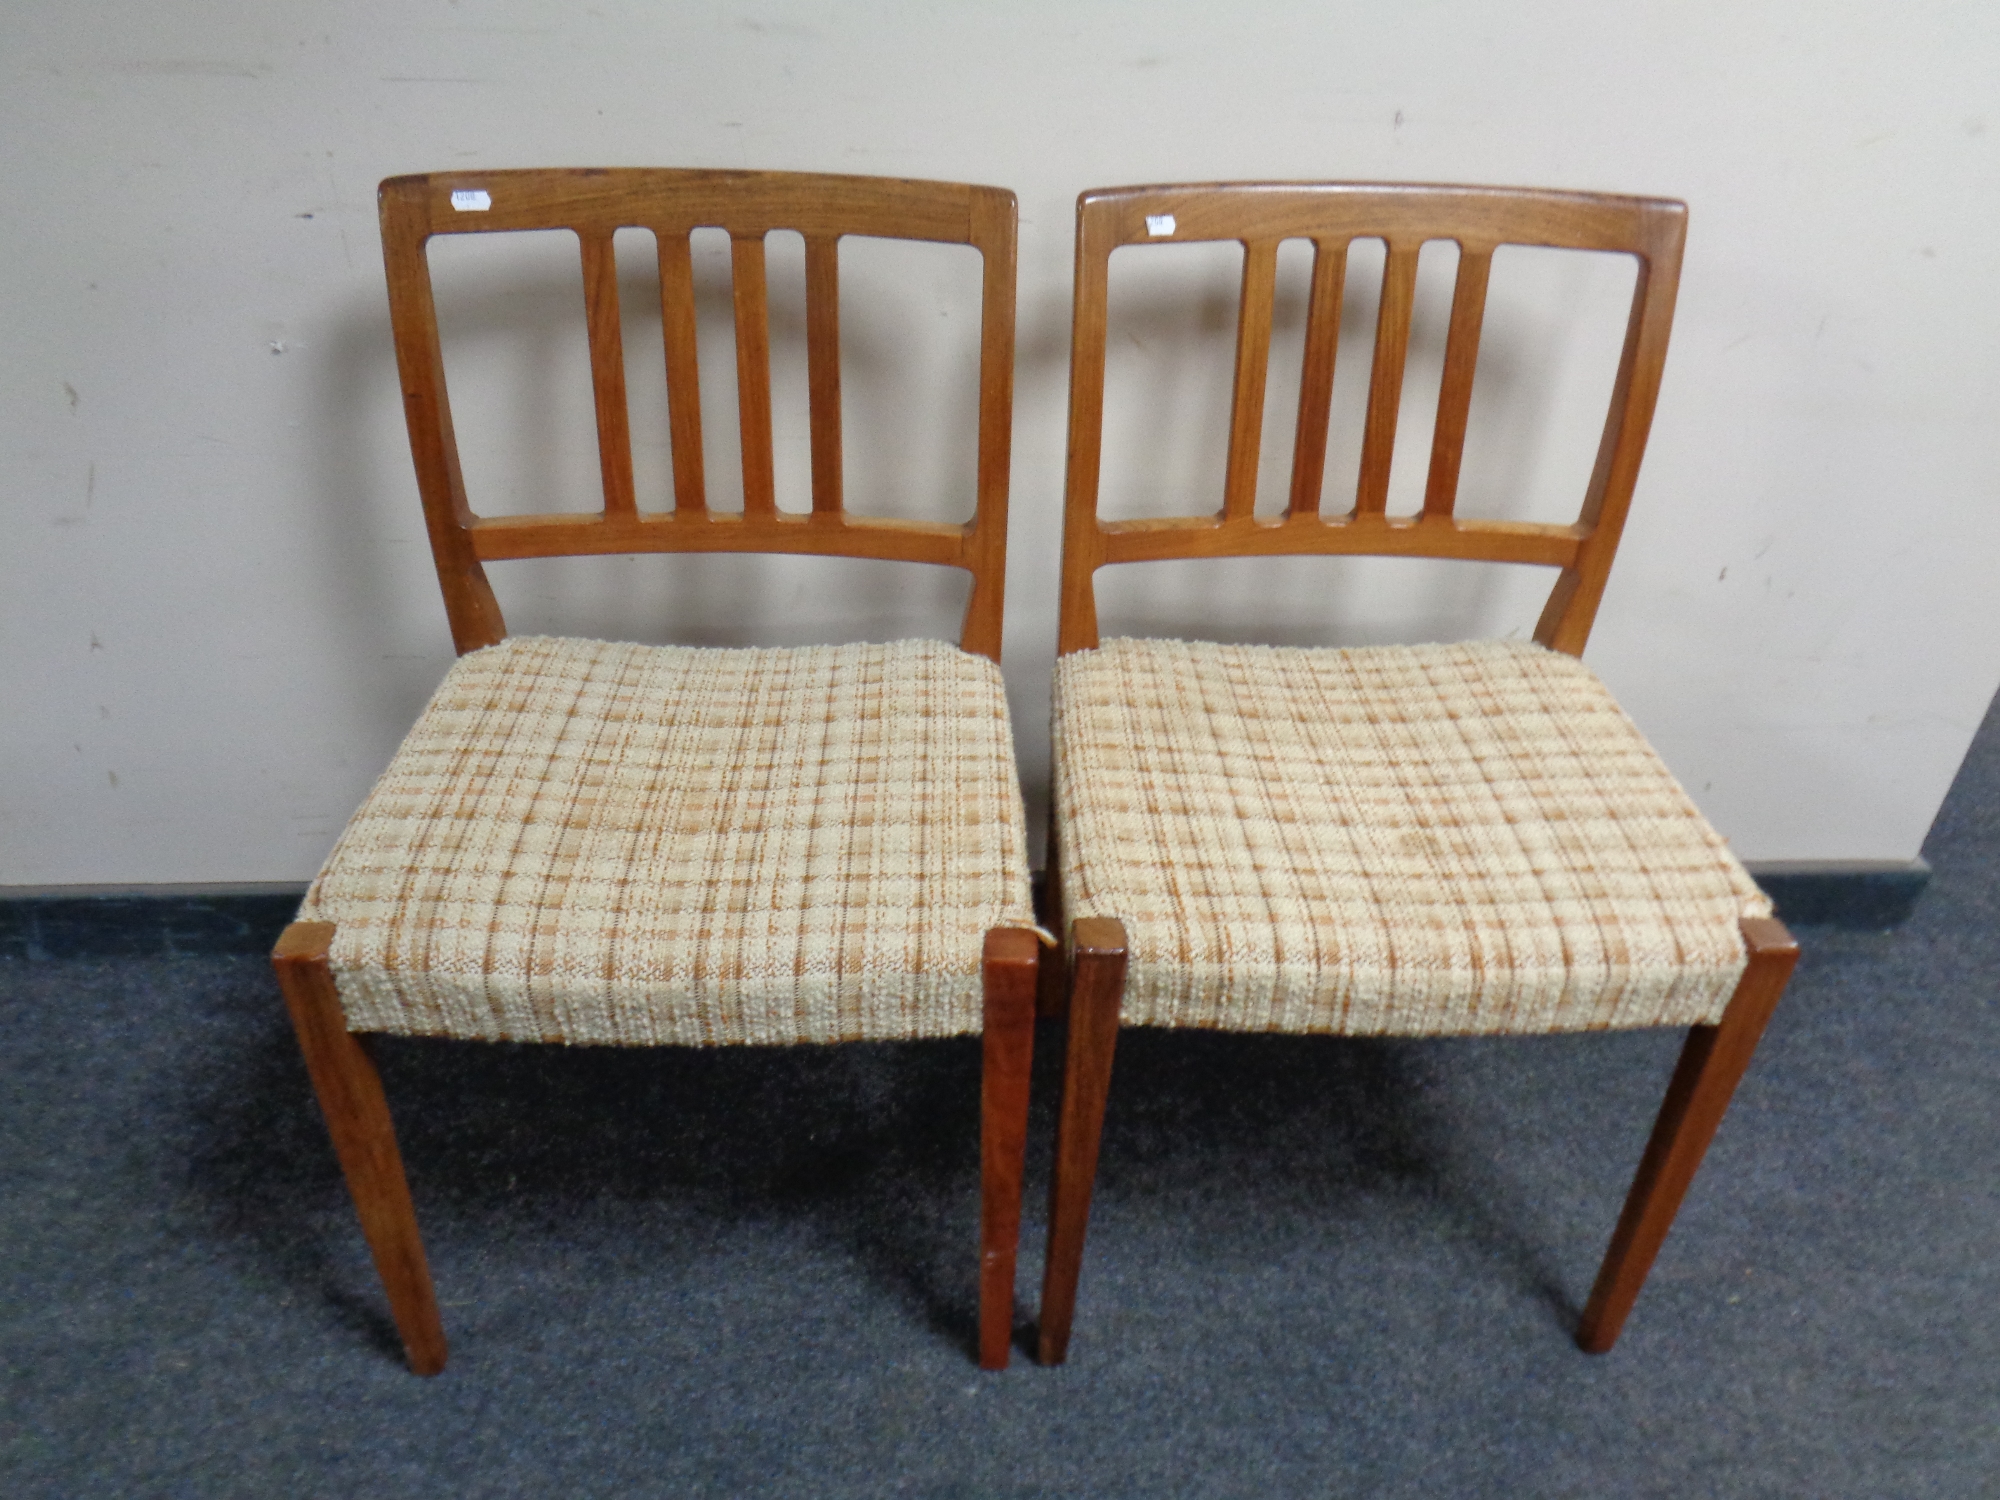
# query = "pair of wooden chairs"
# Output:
<box><xmin>273</xmin><ymin>168</ymin><xmax>1795</xmax><ymax>1376</ymax></box>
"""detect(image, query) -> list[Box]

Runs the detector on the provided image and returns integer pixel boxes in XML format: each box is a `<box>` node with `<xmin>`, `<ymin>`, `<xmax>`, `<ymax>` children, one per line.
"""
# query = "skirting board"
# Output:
<box><xmin>1740</xmin><ymin>859</ymin><xmax>1931</xmax><ymax>932</ymax></box>
<box><xmin>0</xmin><ymin>860</ymin><xmax>1931</xmax><ymax>962</ymax></box>
<box><xmin>0</xmin><ymin>883</ymin><xmax>309</xmax><ymax>963</ymax></box>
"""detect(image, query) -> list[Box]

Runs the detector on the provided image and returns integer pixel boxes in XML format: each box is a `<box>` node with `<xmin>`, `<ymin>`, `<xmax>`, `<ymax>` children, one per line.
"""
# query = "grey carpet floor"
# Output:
<box><xmin>6</xmin><ymin>700</ymin><xmax>1997</xmax><ymax>1496</ymax></box>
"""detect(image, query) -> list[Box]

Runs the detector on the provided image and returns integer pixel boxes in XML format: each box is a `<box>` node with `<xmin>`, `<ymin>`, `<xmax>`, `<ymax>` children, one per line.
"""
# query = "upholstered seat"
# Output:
<box><xmin>1052</xmin><ymin>637</ymin><xmax>1768</xmax><ymax>1038</ymax></box>
<box><xmin>304</xmin><ymin>635</ymin><xmax>1034</xmax><ymax>1047</ymax></box>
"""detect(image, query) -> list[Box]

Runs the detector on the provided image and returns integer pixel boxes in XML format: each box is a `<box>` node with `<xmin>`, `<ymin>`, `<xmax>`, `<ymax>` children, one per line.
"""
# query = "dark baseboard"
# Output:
<box><xmin>0</xmin><ymin>884</ymin><xmax>308</xmax><ymax>962</ymax></box>
<box><xmin>1742</xmin><ymin>859</ymin><xmax>1931</xmax><ymax>931</ymax></box>
<box><xmin>0</xmin><ymin>859</ymin><xmax>1932</xmax><ymax>962</ymax></box>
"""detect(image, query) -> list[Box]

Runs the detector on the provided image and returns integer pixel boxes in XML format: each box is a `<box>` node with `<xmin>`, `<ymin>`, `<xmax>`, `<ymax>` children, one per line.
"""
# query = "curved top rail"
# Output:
<box><xmin>380</xmin><ymin>168</ymin><xmax>991</xmax><ymax>245</ymax></box>
<box><xmin>1075</xmin><ymin>181</ymin><xmax>1683</xmax><ymax>257</ymax></box>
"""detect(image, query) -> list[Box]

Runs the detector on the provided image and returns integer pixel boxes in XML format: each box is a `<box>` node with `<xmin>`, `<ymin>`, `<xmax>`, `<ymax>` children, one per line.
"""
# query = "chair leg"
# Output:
<box><xmin>1035</xmin><ymin>916</ymin><xmax>1128</xmax><ymax>1366</ymax></box>
<box><xmin>1035</xmin><ymin>824</ymin><xmax>1070</xmax><ymax>1018</ymax></box>
<box><xmin>978</xmin><ymin>928</ymin><xmax>1040</xmax><ymax>1370</ymax></box>
<box><xmin>272</xmin><ymin>921</ymin><xmax>448</xmax><ymax>1376</ymax></box>
<box><xmin>1576</xmin><ymin>915</ymin><xmax>1799</xmax><ymax>1354</ymax></box>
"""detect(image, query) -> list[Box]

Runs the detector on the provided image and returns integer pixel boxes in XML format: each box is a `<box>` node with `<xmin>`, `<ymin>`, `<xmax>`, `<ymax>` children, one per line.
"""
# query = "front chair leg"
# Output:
<box><xmin>978</xmin><ymin>927</ymin><xmax>1040</xmax><ymax>1370</ymax></box>
<box><xmin>1036</xmin><ymin>916</ymin><xmax>1128</xmax><ymax>1366</ymax></box>
<box><xmin>272</xmin><ymin>921</ymin><xmax>448</xmax><ymax>1376</ymax></box>
<box><xmin>1577</xmin><ymin>915</ymin><xmax>1799</xmax><ymax>1353</ymax></box>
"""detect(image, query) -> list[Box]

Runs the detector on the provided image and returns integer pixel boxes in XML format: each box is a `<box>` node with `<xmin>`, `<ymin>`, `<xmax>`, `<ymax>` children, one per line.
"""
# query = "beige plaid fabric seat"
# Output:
<box><xmin>303</xmin><ymin>635</ymin><xmax>1035</xmax><ymax>1047</ymax></box>
<box><xmin>1053</xmin><ymin>636</ymin><xmax>1771</xmax><ymax>1037</ymax></box>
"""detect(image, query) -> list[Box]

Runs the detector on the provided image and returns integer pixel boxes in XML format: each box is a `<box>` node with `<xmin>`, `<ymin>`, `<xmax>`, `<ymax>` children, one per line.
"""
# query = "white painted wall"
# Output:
<box><xmin>4</xmin><ymin>0</ymin><xmax>1997</xmax><ymax>884</ymax></box>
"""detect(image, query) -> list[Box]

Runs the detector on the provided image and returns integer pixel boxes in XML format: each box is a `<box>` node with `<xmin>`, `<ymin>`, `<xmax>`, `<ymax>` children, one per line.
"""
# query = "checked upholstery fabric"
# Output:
<box><xmin>1052</xmin><ymin>636</ymin><xmax>1771</xmax><ymax>1037</ymax></box>
<box><xmin>303</xmin><ymin>634</ymin><xmax>1036</xmax><ymax>1047</ymax></box>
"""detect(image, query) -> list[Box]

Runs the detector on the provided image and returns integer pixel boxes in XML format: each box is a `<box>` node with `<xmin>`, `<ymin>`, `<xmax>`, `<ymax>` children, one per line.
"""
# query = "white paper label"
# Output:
<box><xmin>1145</xmin><ymin>214</ymin><xmax>1176</xmax><ymax>237</ymax></box>
<box><xmin>450</xmin><ymin>190</ymin><xmax>492</xmax><ymax>212</ymax></box>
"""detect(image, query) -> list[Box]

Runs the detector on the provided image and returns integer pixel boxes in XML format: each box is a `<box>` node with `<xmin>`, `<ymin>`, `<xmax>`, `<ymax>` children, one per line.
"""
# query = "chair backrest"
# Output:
<box><xmin>1056</xmin><ymin>182</ymin><xmax>1687</xmax><ymax>657</ymax></box>
<box><xmin>378</xmin><ymin>168</ymin><xmax>1019</xmax><ymax>661</ymax></box>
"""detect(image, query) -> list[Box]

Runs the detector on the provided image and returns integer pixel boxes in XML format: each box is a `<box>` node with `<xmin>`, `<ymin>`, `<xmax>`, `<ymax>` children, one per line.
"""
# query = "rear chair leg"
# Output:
<box><xmin>1035</xmin><ymin>825</ymin><xmax>1071</xmax><ymax>1018</ymax></box>
<box><xmin>1036</xmin><ymin>917</ymin><xmax>1128</xmax><ymax>1366</ymax></box>
<box><xmin>1577</xmin><ymin>915</ymin><xmax>1799</xmax><ymax>1353</ymax></box>
<box><xmin>272</xmin><ymin>921</ymin><xmax>448</xmax><ymax>1376</ymax></box>
<box><xmin>978</xmin><ymin>928</ymin><xmax>1040</xmax><ymax>1370</ymax></box>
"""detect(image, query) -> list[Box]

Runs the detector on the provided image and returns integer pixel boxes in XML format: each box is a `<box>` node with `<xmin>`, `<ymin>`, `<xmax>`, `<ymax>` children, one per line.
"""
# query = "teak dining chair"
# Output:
<box><xmin>1037</xmin><ymin>182</ymin><xmax>1798</xmax><ymax>1363</ymax></box>
<box><xmin>272</xmin><ymin>168</ymin><xmax>1041</xmax><ymax>1375</ymax></box>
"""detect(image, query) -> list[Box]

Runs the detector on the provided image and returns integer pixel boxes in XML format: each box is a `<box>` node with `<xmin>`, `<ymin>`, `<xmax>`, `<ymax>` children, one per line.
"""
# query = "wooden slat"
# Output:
<box><xmin>1287</xmin><ymin>238</ymin><xmax>1348</xmax><ymax>517</ymax></box>
<box><xmin>578</xmin><ymin>230</ymin><xmax>637</xmax><ymax>519</ymax></box>
<box><xmin>1221</xmin><ymin>238</ymin><xmax>1279</xmax><ymax>521</ymax></box>
<box><xmin>376</xmin><ymin>179</ymin><xmax>505</xmax><ymax>653</ymax></box>
<box><xmin>1074</xmin><ymin>180</ymin><xmax>1677</xmax><ymax>259</ymax></box>
<box><xmin>1421</xmin><ymin>245</ymin><xmax>1493</xmax><ymax>521</ymax></box>
<box><xmin>804</xmin><ymin>234</ymin><xmax>843</xmax><ymax>514</ymax></box>
<box><xmin>1353</xmin><ymin>242</ymin><xmax>1420</xmax><ymax>517</ymax></box>
<box><xmin>470</xmin><ymin>508</ymin><xmax>968</xmax><ymax>564</ymax></box>
<box><xmin>731</xmin><ymin>232</ymin><xmax>776</xmax><ymax>517</ymax></box>
<box><xmin>386</xmin><ymin>167</ymin><xmax>976</xmax><ymax>244</ymax></box>
<box><xmin>958</xmin><ymin>185</ymin><xmax>1020</xmax><ymax>663</ymax></box>
<box><xmin>656</xmin><ymin>231</ymin><xmax>707</xmax><ymax>513</ymax></box>
<box><xmin>1535</xmin><ymin>229</ymin><xmax>1684</xmax><ymax>656</ymax></box>
<box><xmin>1097</xmin><ymin>511</ymin><xmax>1583</xmax><ymax>568</ymax></box>
<box><xmin>1056</xmin><ymin>217</ymin><xmax>1116</xmax><ymax>656</ymax></box>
